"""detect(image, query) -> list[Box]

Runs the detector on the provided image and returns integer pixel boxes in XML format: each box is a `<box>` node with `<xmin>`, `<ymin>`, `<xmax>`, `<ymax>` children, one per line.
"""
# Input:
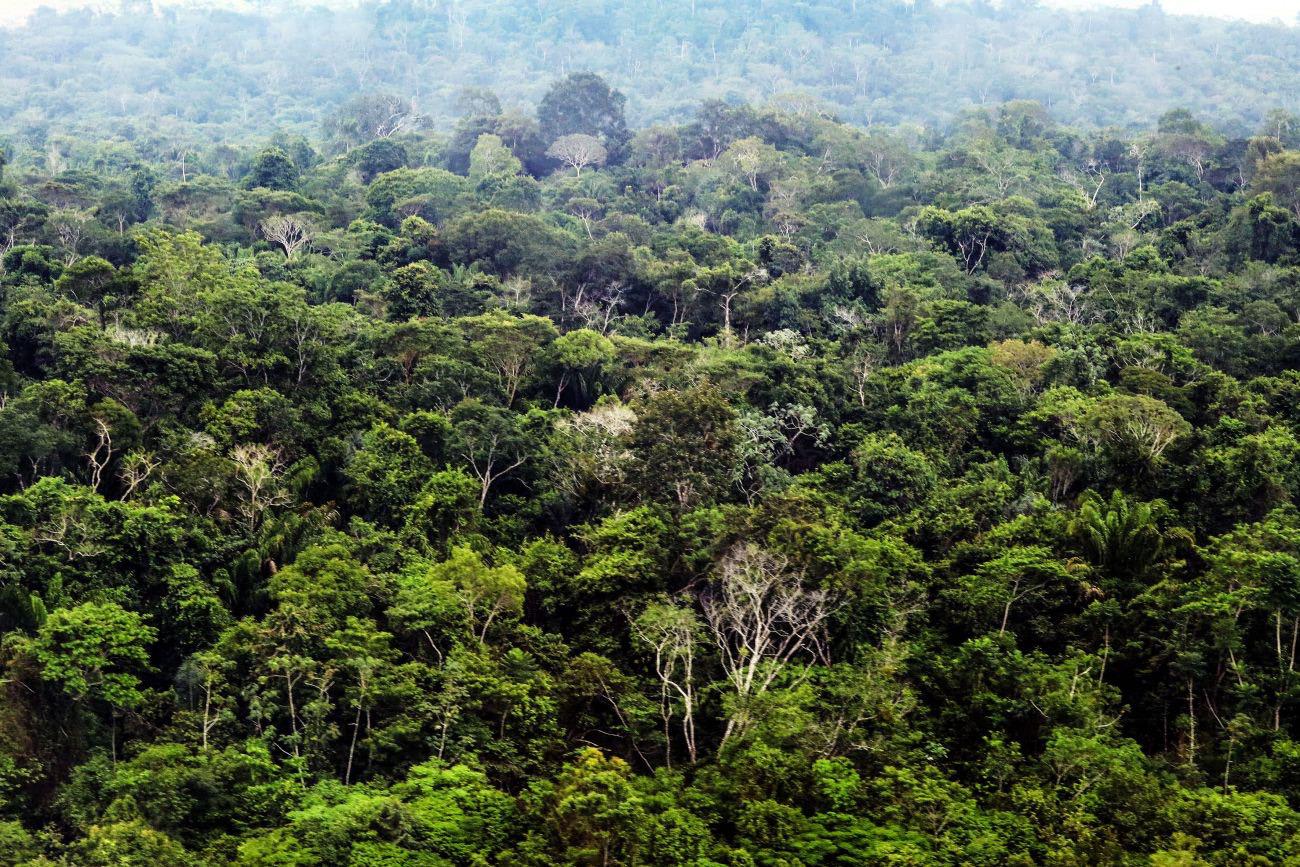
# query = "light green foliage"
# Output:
<box><xmin>469</xmin><ymin>134</ymin><xmax>524</xmax><ymax>183</ymax></box>
<box><xmin>428</xmin><ymin>546</ymin><xmax>526</xmax><ymax>643</ymax></box>
<box><xmin>3</xmin><ymin>25</ymin><xmax>1300</xmax><ymax>866</ymax></box>
<box><xmin>27</xmin><ymin>602</ymin><xmax>155</xmax><ymax>709</ymax></box>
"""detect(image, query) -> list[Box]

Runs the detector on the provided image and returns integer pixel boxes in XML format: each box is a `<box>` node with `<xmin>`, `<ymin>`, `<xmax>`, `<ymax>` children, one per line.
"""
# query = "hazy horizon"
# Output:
<box><xmin>0</xmin><ymin>0</ymin><xmax>1296</xmax><ymax>27</ymax></box>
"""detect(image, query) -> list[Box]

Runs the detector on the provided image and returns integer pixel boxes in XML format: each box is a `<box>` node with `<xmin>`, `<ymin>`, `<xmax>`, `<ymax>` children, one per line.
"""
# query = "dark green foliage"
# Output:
<box><xmin>244</xmin><ymin>149</ymin><xmax>300</xmax><ymax>192</ymax></box>
<box><xmin>538</xmin><ymin>73</ymin><xmax>632</xmax><ymax>165</ymax></box>
<box><xmin>7</xmin><ymin>12</ymin><xmax>1300</xmax><ymax>863</ymax></box>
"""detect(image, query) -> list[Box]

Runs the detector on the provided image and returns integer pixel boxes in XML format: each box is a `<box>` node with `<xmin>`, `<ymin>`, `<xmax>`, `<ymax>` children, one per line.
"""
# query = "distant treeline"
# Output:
<box><xmin>2</xmin><ymin>0</ymin><xmax>1300</xmax><ymax>168</ymax></box>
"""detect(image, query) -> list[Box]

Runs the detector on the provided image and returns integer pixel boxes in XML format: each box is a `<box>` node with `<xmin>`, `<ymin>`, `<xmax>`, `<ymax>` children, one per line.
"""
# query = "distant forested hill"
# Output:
<box><xmin>1</xmin><ymin>0</ymin><xmax>1299</xmax><ymax>167</ymax></box>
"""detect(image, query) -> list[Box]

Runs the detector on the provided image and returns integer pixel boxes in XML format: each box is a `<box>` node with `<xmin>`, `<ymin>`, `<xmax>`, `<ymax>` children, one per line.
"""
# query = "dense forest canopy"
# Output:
<box><xmin>3</xmin><ymin>0</ymin><xmax>1300</xmax><ymax>168</ymax></box>
<box><xmin>8</xmin><ymin>0</ymin><xmax>1300</xmax><ymax>865</ymax></box>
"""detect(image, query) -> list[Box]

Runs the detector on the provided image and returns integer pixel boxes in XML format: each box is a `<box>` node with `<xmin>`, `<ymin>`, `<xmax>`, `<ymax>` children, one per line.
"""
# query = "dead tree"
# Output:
<box><xmin>230</xmin><ymin>444</ymin><xmax>291</xmax><ymax>533</ymax></box>
<box><xmin>84</xmin><ymin>416</ymin><xmax>113</xmax><ymax>492</ymax></box>
<box><xmin>702</xmin><ymin>543</ymin><xmax>837</xmax><ymax>754</ymax></box>
<box><xmin>547</xmin><ymin>134</ymin><xmax>608</xmax><ymax>177</ymax></box>
<box><xmin>631</xmin><ymin>600</ymin><xmax>702</xmax><ymax>766</ymax></box>
<box><xmin>260</xmin><ymin>214</ymin><xmax>316</xmax><ymax>259</ymax></box>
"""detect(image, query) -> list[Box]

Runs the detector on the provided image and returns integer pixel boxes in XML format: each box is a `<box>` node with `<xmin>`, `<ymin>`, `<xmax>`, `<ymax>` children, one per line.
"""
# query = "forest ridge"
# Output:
<box><xmin>3</xmin><ymin>0</ymin><xmax>1300</xmax><ymax>164</ymax></box>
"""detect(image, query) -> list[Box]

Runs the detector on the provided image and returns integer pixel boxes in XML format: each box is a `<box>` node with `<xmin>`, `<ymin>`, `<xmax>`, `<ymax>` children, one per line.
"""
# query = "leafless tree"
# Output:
<box><xmin>549</xmin><ymin>402</ymin><xmax>636</xmax><ymax>498</ymax></box>
<box><xmin>1162</xmin><ymin>134</ymin><xmax>1213</xmax><ymax>180</ymax></box>
<box><xmin>457</xmin><ymin>424</ymin><xmax>527</xmax><ymax>509</ymax></box>
<box><xmin>632</xmin><ymin>600</ymin><xmax>702</xmax><ymax>767</ymax></box>
<box><xmin>857</xmin><ymin>129</ymin><xmax>917</xmax><ymax>189</ymax></box>
<box><xmin>1128</xmin><ymin>140</ymin><xmax>1151</xmax><ymax>199</ymax></box>
<box><xmin>453</xmin><ymin>558</ymin><xmax>524</xmax><ymax>646</ymax></box>
<box><xmin>286</xmin><ymin>307</ymin><xmax>325</xmax><ymax>388</ymax></box>
<box><xmin>260</xmin><ymin>214</ymin><xmax>316</xmax><ymax>259</ymax></box>
<box><xmin>842</xmin><ymin>339</ymin><xmax>884</xmax><ymax>408</ymax></box>
<box><xmin>499</xmin><ymin>276</ymin><xmax>533</xmax><ymax>311</ymax></box>
<box><xmin>547</xmin><ymin>134</ymin><xmax>608</xmax><ymax>177</ymax></box>
<box><xmin>702</xmin><ymin>544</ymin><xmax>838</xmax><ymax>753</ymax></box>
<box><xmin>574</xmin><ymin>281</ymin><xmax>626</xmax><ymax>335</ymax></box>
<box><xmin>866</xmin><ymin>144</ymin><xmax>903</xmax><ymax>188</ymax></box>
<box><xmin>52</xmin><ymin>210</ymin><xmax>93</xmax><ymax>265</ymax></box>
<box><xmin>1058</xmin><ymin>161</ymin><xmax>1107</xmax><ymax>210</ymax></box>
<box><xmin>724</xmin><ymin>136</ymin><xmax>781</xmax><ymax>190</ymax></box>
<box><xmin>733</xmin><ymin>403</ymin><xmax>827</xmax><ymax>504</ymax></box>
<box><xmin>177</xmin><ymin>654</ymin><xmax>227</xmax><ymax>752</ymax></box>
<box><xmin>230</xmin><ymin>444</ymin><xmax>292</xmax><ymax>533</ymax></box>
<box><xmin>171</xmin><ymin>142</ymin><xmax>197</xmax><ymax>182</ymax></box>
<box><xmin>360</xmin><ymin>95</ymin><xmax>422</xmax><ymax>140</ymax></box>
<box><xmin>1090</xmin><ymin>396</ymin><xmax>1188</xmax><ymax>462</ymax></box>
<box><xmin>567</xmin><ymin>197</ymin><xmax>603</xmax><ymax>239</ymax></box>
<box><xmin>45</xmin><ymin>143</ymin><xmax>66</xmax><ymax>176</ymax></box>
<box><xmin>446</xmin><ymin>0</ymin><xmax>469</xmax><ymax>49</ymax></box>
<box><xmin>1015</xmin><ymin>279</ymin><xmax>1097</xmax><ymax>327</ymax></box>
<box><xmin>970</xmin><ymin>143</ymin><xmax>1028</xmax><ymax>197</ymax></box>
<box><xmin>1115</xmin><ymin>198</ymin><xmax>1162</xmax><ymax>231</ymax></box>
<box><xmin>119</xmin><ymin>450</ymin><xmax>161</xmax><ymax>500</ymax></box>
<box><xmin>85</xmin><ymin>416</ymin><xmax>113</xmax><ymax>492</ymax></box>
<box><xmin>0</xmin><ymin>207</ymin><xmax>39</xmax><ymax>261</ymax></box>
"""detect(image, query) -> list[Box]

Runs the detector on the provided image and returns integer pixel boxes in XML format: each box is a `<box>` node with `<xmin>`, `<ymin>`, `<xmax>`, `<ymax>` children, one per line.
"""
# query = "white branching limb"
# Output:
<box><xmin>119</xmin><ymin>450</ymin><xmax>161</xmax><ymax>500</ymax></box>
<box><xmin>550</xmin><ymin>402</ymin><xmax>636</xmax><ymax>501</ymax></box>
<box><xmin>702</xmin><ymin>543</ymin><xmax>837</xmax><ymax>754</ymax></box>
<box><xmin>1058</xmin><ymin>162</ymin><xmax>1107</xmax><ymax>210</ymax></box>
<box><xmin>631</xmin><ymin>600</ymin><xmax>702</xmax><ymax>766</ymax></box>
<box><xmin>85</xmin><ymin>416</ymin><xmax>113</xmax><ymax>492</ymax></box>
<box><xmin>53</xmin><ymin>210</ymin><xmax>94</xmax><ymax>265</ymax></box>
<box><xmin>376</xmin><ymin>111</ymin><xmax>421</xmax><ymax>139</ymax></box>
<box><xmin>1015</xmin><ymin>279</ymin><xmax>1096</xmax><ymax>327</ymax></box>
<box><xmin>461</xmin><ymin>435</ymin><xmax>526</xmax><ymax>508</ymax></box>
<box><xmin>1121</xmin><ymin>415</ymin><xmax>1181</xmax><ymax>460</ymax></box>
<box><xmin>574</xmin><ymin>281</ymin><xmax>626</xmax><ymax>335</ymax></box>
<box><xmin>547</xmin><ymin>134</ymin><xmax>608</xmax><ymax>177</ymax></box>
<box><xmin>259</xmin><ymin>214</ymin><xmax>316</xmax><ymax>259</ymax></box>
<box><xmin>230</xmin><ymin>443</ymin><xmax>291</xmax><ymax>533</ymax></box>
